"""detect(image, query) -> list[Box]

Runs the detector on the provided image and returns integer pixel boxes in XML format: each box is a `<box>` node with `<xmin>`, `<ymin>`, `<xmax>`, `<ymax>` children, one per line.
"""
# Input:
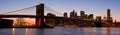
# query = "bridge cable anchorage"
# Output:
<box><xmin>44</xmin><ymin>5</ymin><xmax>63</xmax><ymax>15</ymax></box>
<box><xmin>0</xmin><ymin>6</ymin><xmax>36</xmax><ymax>15</ymax></box>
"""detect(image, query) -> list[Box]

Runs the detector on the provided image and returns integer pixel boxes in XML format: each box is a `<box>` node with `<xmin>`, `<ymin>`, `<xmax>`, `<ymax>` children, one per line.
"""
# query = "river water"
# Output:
<box><xmin>0</xmin><ymin>27</ymin><xmax>120</xmax><ymax>35</ymax></box>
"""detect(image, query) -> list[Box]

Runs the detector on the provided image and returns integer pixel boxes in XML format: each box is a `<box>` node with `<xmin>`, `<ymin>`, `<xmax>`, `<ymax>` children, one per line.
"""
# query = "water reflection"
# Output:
<box><xmin>0</xmin><ymin>27</ymin><xmax>120</xmax><ymax>35</ymax></box>
<box><xmin>25</xmin><ymin>28</ymin><xmax>31</xmax><ymax>35</ymax></box>
<box><xmin>12</xmin><ymin>28</ymin><xmax>15</xmax><ymax>35</ymax></box>
<box><xmin>11</xmin><ymin>28</ymin><xmax>37</xmax><ymax>35</ymax></box>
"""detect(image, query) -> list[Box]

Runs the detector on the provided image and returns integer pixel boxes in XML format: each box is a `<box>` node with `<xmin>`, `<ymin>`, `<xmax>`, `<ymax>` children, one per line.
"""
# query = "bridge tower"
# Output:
<box><xmin>36</xmin><ymin>3</ymin><xmax>44</xmax><ymax>28</ymax></box>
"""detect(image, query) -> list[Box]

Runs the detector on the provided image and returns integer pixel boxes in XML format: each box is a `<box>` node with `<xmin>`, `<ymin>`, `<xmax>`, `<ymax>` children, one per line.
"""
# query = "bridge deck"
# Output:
<box><xmin>0</xmin><ymin>15</ymin><xmax>63</xmax><ymax>18</ymax></box>
<box><xmin>0</xmin><ymin>15</ymin><xmax>36</xmax><ymax>18</ymax></box>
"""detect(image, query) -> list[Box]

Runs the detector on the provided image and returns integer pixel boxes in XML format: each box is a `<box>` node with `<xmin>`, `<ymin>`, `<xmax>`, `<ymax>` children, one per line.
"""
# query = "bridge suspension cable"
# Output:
<box><xmin>0</xmin><ymin>6</ymin><xmax>36</xmax><ymax>15</ymax></box>
<box><xmin>44</xmin><ymin>5</ymin><xmax>63</xmax><ymax>16</ymax></box>
<box><xmin>0</xmin><ymin>4</ymin><xmax>63</xmax><ymax>16</ymax></box>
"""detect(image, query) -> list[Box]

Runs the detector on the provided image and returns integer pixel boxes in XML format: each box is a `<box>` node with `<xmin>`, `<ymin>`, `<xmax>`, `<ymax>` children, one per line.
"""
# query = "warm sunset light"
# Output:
<box><xmin>1</xmin><ymin>0</ymin><xmax>120</xmax><ymax>35</ymax></box>
<box><xmin>13</xmin><ymin>18</ymin><xmax>35</xmax><ymax>27</ymax></box>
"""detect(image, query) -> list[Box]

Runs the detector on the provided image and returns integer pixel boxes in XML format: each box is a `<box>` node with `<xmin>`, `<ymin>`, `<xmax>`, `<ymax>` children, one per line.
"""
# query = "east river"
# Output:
<box><xmin>0</xmin><ymin>27</ymin><xmax>120</xmax><ymax>35</ymax></box>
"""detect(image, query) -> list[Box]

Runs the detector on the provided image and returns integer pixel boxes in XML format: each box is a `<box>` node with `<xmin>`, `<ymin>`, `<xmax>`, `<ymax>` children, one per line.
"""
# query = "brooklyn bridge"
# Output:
<box><xmin>0</xmin><ymin>3</ymin><xmax>86</xmax><ymax>28</ymax></box>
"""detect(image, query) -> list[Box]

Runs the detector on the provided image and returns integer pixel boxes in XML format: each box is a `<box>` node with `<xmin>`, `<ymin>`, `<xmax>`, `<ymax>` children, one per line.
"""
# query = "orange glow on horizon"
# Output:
<box><xmin>13</xmin><ymin>18</ymin><xmax>35</xmax><ymax>26</ymax></box>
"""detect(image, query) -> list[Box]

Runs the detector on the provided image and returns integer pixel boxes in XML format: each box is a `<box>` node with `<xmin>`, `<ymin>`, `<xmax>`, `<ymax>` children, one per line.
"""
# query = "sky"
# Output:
<box><xmin>0</xmin><ymin>0</ymin><xmax>120</xmax><ymax>21</ymax></box>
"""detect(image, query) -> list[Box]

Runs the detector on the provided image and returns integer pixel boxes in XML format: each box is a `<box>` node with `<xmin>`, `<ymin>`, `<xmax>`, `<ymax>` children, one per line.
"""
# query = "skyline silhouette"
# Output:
<box><xmin>0</xmin><ymin>0</ymin><xmax>120</xmax><ymax>21</ymax></box>
<box><xmin>0</xmin><ymin>0</ymin><xmax>120</xmax><ymax>35</ymax></box>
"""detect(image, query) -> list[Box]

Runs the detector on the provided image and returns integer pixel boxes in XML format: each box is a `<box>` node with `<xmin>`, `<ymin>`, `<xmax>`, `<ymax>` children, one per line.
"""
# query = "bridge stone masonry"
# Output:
<box><xmin>36</xmin><ymin>3</ymin><xmax>44</xmax><ymax>28</ymax></box>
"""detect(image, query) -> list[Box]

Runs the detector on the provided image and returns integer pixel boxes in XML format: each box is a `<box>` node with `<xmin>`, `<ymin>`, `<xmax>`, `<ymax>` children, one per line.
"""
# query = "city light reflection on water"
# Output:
<box><xmin>0</xmin><ymin>27</ymin><xmax>120</xmax><ymax>35</ymax></box>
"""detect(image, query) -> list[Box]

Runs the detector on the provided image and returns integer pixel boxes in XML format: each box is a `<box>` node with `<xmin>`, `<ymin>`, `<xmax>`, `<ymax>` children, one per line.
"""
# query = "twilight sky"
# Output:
<box><xmin>0</xmin><ymin>0</ymin><xmax>120</xmax><ymax>21</ymax></box>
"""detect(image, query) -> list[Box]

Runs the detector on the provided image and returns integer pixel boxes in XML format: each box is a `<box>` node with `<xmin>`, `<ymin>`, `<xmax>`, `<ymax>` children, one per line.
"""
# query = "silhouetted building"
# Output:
<box><xmin>114</xmin><ymin>20</ymin><xmax>117</xmax><ymax>24</ymax></box>
<box><xmin>88</xmin><ymin>14</ymin><xmax>94</xmax><ymax>19</ymax></box>
<box><xmin>47</xmin><ymin>13</ymin><xmax>56</xmax><ymax>17</ymax></box>
<box><xmin>102</xmin><ymin>17</ymin><xmax>107</xmax><ymax>22</ymax></box>
<box><xmin>70</xmin><ymin>10</ymin><xmax>76</xmax><ymax>18</ymax></box>
<box><xmin>95</xmin><ymin>16</ymin><xmax>102</xmax><ymax>22</ymax></box>
<box><xmin>95</xmin><ymin>16</ymin><xmax>102</xmax><ymax>27</ymax></box>
<box><xmin>70</xmin><ymin>11</ymin><xmax>74</xmax><ymax>18</ymax></box>
<box><xmin>0</xmin><ymin>19</ymin><xmax>13</xmax><ymax>27</ymax></box>
<box><xmin>85</xmin><ymin>14</ymin><xmax>88</xmax><ymax>18</ymax></box>
<box><xmin>75</xmin><ymin>12</ymin><xmax>77</xmax><ymax>18</ymax></box>
<box><xmin>64</xmin><ymin>12</ymin><xmax>68</xmax><ymax>18</ymax></box>
<box><xmin>46</xmin><ymin>13</ymin><xmax>56</xmax><ymax>24</ymax></box>
<box><xmin>63</xmin><ymin>12</ymin><xmax>68</xmax><ymax>25</ymax></box>
<box><xmin>80</xmin><ymin>11</ymin><xmax>85</xmax><ymax>18</ymax></box>
<box><xmin>107</xmin><ymin>9</ymin><xmax>113</xmax><ymax>23</ymax></box>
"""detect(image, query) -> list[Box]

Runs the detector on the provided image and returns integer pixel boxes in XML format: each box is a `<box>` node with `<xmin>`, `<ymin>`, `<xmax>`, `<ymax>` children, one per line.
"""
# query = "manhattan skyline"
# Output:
<box><xmin>0</xmin><ymin>0</ymin><xmax>120</xmax><ymax>21</ymax></box>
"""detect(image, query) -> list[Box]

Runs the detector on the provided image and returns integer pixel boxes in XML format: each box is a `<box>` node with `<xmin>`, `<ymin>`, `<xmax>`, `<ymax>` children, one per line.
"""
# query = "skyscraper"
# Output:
<box><xmin>107</xmin><ymin>9</ymin><xmax>113</xmax><ymax>23</ymax></box>
<box><xmin>107</xmin><ymin>9</ymin><xmax>110</xmax><ymax>19</ymax></box>
<box><xmin>70</xmin><ymin>10</ymin><xmax>75</xmax><ymax>18</ymax></box>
